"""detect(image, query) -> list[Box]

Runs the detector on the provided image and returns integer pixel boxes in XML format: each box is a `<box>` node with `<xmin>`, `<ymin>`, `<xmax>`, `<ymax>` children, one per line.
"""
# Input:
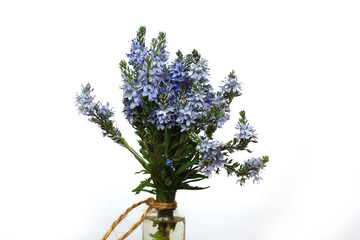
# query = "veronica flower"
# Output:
<box><xmin>220</xmin><ymin>71</ymin><xmax>242</xmax><ymax>101</ymax></box>
<box><xmin>169</xmin><ymin>58</ymin><xmax>187</xmax><ymax>94</ymax></box>
<box><xmin>76</xmin><ymin>83</ymin><xmax>123</xmax><ymax>145</ymax></box>
<box><xmin>243</xmin><ymin>157</ymin><xmax>266</xmax><ymax>184</ymax></box>
<box><xmin>166</xmin><ymin>159</ymin><xmax>175</xmax><ymax>171</ymax></box>
<box><xmin>123</xmin><ymin>83</ymin><xmax>142</xmax><ymax>110</ymax></box>
<box><xmin>154</xmin><ymin>105</ymin><xmax>175</xmax><ymax>130</ymax></box>
<box><xmin>196</xmin><ymin>138</ymin><xmax>225</xmax><ymax>177</ymax></box>
<box><xmin>141</xmin><ymin>82</ymin><xmax>159</xmax><ymax>101</ymax></box>
<box><xmin>75</xmin><ymin>83</ymin><xmax>96</xmax><ymax>115</ymax></box>
<box><xmin>235</xmin><ymin>122</ymin><xmax>258</xmax><ymax>141</ymax></box>
<box><xmin>206</xmin><ymin>96</ymin><xmax>230</xmax><ymax>129</ymax></box>
<box><xmin>190</xmin><ymin>58</ymin><xmax>209</xmax><ymax>82</ymax></box>
<box><xmin>187</xmin><ymin>90</ymin><xmax>206</xmax><ymax>109</ymax></box>
<box><xmin>127</xmin><ymin>39</ymin><xmax>148</xmax><ymax>69</ymax></box>
<box><xmin>176</xmin><ymin>105</ymin><xmax>196</xmax><ymax>131</ymax></box>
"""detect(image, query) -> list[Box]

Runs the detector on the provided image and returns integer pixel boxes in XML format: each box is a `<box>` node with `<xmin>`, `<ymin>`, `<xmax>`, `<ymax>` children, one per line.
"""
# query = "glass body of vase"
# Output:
<box><xmin>142</xmin><ymin>191</ymin><xmax>185</xmax><ymax>240</ymax></box>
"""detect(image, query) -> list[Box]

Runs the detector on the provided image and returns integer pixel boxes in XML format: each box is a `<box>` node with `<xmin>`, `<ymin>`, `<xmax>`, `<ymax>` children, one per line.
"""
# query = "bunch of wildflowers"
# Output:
<box><xmin>75</xmin><ymin>26</ymin><xmax>269</xmax><ymax>196</ymax></box>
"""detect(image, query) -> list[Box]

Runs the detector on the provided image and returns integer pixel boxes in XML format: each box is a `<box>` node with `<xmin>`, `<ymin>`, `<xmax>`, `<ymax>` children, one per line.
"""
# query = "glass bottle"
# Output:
<box><xmin>142</xmin><ymin>191</ymin><xmax>185</xmax><ymax>240</ymax></box>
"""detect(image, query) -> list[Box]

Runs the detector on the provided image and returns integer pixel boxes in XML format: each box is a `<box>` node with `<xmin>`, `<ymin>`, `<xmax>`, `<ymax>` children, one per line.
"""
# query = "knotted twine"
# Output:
<box><xmin>101</xmin><ymin>197</ymin><xmax>177</xmax><ymax>240</ymax></box>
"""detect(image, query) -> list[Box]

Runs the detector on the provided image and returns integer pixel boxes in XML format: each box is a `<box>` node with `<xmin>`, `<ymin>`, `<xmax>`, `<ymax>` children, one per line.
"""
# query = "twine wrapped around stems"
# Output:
<box><xmin>101</xmin><ymin>197</ymin><xmax>177</xmax><ymax>240</ymax></box>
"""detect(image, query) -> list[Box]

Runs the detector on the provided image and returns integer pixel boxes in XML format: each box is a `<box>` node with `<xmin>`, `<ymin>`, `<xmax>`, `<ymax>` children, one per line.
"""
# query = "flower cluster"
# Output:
<box><xmin>220</xmin><ymin>70</ymin><xmax>242</xmax><ymax>101</ymax></box>
<box><xmin>245</xmin><ymin>157</ymin><xmax>266</xmax><ymax>180</ymax></box>
<box><xmin>194</xmin><ymin>110</ymin><xmax>260</xmax><ymax>179</ymax></box>
<box><xmin>75</xmin><ymin>26</ymin><xmax>268</xmax><ymax>195</ymax></box>
<box><xmin>75</xmin><ymin>83</ymin><xmax>96</xmax><ymax>115</ymax></box>
<box><xmin>75</xmin><ymin>83</ymin><xmax>124</xmax><ymax>144</ymax></box>
<box><xmin>127</xmin><ymin>39</ymin><xmax>147</xmax><ymax>68</ymax></box>
<box><xmin>121</xmin><ymin>29</ymin><xmax>216</xmax><ymax>133</ymax></box>
<box><xmin>196</xmin><ymin>138</ymin><xmax>224</xmax><ymax>177</ymax></box>
<box><xmin>235</xmin><ymin>122</ymin><xmax>258</xmax><ymax>141</ymax></box>
<box><xmin>240</xmin><ymin>157</ymin><xmax>267</xmax><ymax>185</ymax></box>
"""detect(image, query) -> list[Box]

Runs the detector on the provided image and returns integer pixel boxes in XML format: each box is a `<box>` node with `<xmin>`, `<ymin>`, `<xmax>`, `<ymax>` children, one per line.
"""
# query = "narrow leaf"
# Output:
<box><xmin>175</xmin><ymin>158</ymin><xmax>198</xmax><ymax>175</ymax></box>
<box><xmin>132</xmin><ymin>178</ymin><xmax>152</xmax><ymax>194</ymax></box>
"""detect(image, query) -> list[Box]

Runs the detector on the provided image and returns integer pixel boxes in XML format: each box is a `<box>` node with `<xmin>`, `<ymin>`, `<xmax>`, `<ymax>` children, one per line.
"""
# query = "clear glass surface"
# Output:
<box><xmin>142</xmin><ymin>208</ymin><xmax>185</xmax><ymax>240</ymax></box>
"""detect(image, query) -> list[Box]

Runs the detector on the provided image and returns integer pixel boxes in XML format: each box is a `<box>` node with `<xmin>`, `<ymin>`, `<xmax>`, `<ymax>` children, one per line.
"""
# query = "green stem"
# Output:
<box><xmin>123</xmin><ymin>142</ymin><xmax>148</xmax><ymax>169</ymax></box>
<box><xmin>91</xmin><ymin>112</ymin><xmax>148</xmax><ymax>169</ymax></box>
<box><xmin>150</xmin><ymin>126</ymin><xmax>160</xmax><ymax>165</ymax></box>
<box><xmin>156</xmin><ymin>191</ymin><xmax>176</xmax><ymax>239</ymax></box>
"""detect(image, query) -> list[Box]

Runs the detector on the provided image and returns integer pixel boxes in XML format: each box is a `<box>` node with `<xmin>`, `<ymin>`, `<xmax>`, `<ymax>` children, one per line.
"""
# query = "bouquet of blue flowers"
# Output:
<box><xmin>75</xmin><ymin>26</ymin><xmax>268</xmax><ymax>240</ymax></box>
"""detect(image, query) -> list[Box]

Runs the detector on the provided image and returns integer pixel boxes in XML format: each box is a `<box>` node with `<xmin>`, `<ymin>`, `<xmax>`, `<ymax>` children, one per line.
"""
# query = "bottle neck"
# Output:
<box><xmin>156</xmin><ymin>190</ymin><xmax>176</xmax><ymax>203</ymax></box>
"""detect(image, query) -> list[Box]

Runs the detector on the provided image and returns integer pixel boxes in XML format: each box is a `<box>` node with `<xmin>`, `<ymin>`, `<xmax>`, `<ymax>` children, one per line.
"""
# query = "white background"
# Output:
<box><xmin>1</xmin><ymin>0</ymin><xmax>360</xmax><ymax>239</ymax></box>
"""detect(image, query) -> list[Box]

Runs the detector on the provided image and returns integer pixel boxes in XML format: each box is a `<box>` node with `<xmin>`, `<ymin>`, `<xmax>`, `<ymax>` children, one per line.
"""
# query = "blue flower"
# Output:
<box><xmin>196</xmin><ymin>138</ymin><xmax>225</xmax><ymax>177</ymax></box>
<box><xmin>75</xmin><ymin>84</ymin><xmax>123</xmax><ymax>144</ymax></box>
<box><xmin>235</xmin><ymin>122</ymin><xmax>258</xmax><ymax>141</ymax></box>
<box><xmin>169</xmin><ymin>57</ymin><xmax>187</xmax><ymax>94</ymax></box>
<box><xmin>127</xmin><ymin>39</ymin><xmax>148</xmax><ymax>69</ymax></box>
<box><xmin>154</xmin><ymin>106</ymin><xmax>175</xmax><ymax>130</ymax></box>
<box><xmin>176</xmin><ymin>105</ymin><xmax>196</xmax><ymax>131</ymax></box>
<box><xmin>243</xmin><ymin>157</ymin><xmax>266</xmax><ymax>184</ymax></box>
<box><xmin>206</xmin><ymin>96</ymin><xmax>230</xmax><ymax>129</ymax></box>
<box><xmin>75</xmin><ymin>83</ymin><xmax>96</xmax><ymax>115</ymax></box>
<box><xmin>220</xmin><ymin>71</ymin><xmax>242</xmax><ymax>99</ymax></box>
<box><xmin>165</xmin><ymin>159</ymin><xmax>172</xmax><ymax>166</ymax></box>
<box><xmin>165</xmin><ymin>159</ymin><xmax>175</xmax><ymax>171</ymax></box>
<box><xmin>187</xmin><ymin>90</ymin><xmax>206</xmax><ymax>109</ymax></box>
<box><xmin>141</xmin><ymin>83</ymin><xmax>159</xmax><ymax>101</ymax></box>
<box><xmin>190</xmin><ymin>58</ymin><xmax>209</xmax><ymax>82</ymax></box>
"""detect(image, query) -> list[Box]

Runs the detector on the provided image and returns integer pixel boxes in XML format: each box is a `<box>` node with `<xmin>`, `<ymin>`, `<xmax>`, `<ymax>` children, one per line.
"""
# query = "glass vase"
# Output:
<box><xmin>142</xmin><ymin>191</ymin><xmax>185</xmax><ymax>240</ymax></box>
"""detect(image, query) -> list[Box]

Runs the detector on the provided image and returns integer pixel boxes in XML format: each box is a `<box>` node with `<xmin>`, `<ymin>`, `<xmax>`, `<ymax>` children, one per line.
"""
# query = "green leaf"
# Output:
<box><xmin>186</xmin><ymin>173</ymin><xmax>206</xmax><ymax>180</ymax></box>
<box><xmin>168</xmin><ymin>141</ymin><xmax>185</xmax><ymax>153</ymax></box>
<box><xmin>133</xmin><ymin>154</ymin><xmax>149</xmax><ymax>171</ymax></box>
<box><xmin>183</xmin><ymin>177</ymin><xmax>206</xmax><ymax>184</ymax></box>
<box><xmin>179</xmin><ymin>132</ymin><xmax>187</xmax><ymax>144</ymax></box>
<box><xmin>262</xmin><ymin>155</ymin><xmax>270</xmax><ymax>164</ymax></box>
<box><xmin>135</xmin><ymin>169</ymin><xmax>148</xmax><ymax>174</ymax></box>
<box><xmin>164</xmin><ymin>126</ymin><xmax>171</xmax><ymax>156</ymax></box>
<box><xmin>175</xmin><ymin>157</ymin><xmax>198</xmax><ymax>175</ymax></box>
<box><xmin>181</xmin><ymin>173</ymin><xmax>207</xmax><ymax>185</ymax></box>
<box><xmin>140</xmin><ymin>189</ymin><xmax>156</xmax><ymax>194</ymax></box>
<box><xmin>178</xmin><ymin>183</ymin><xmax>209</xmax><ymax>190</ymax></box>
<box><xmin>173</xmin><ymin>145</ymin><xmax>195</xmax><ymax>161</ymax></box>
<box><xmin>136</xmin><ymin>26</ymin><xmax>146</xmax><ymax>46</ymax></box>
<box><xmin>132</xmin><ymin>178</ymin><xmax>152</xmax><ymax>194</ymax></box>
<box><xmin>173</xmin><ymin>141</ymin><xmax>197</xmax><ymax>161</ymax></box>
<box><xmin>139</xmin><ymin>147</ymin><xmax>149</xmax><ymax>160</ymax></box>
<box><xmin>150</xmin><ymin>230</ymin><xmax>165</xmax><ymax>240</ymax></box>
